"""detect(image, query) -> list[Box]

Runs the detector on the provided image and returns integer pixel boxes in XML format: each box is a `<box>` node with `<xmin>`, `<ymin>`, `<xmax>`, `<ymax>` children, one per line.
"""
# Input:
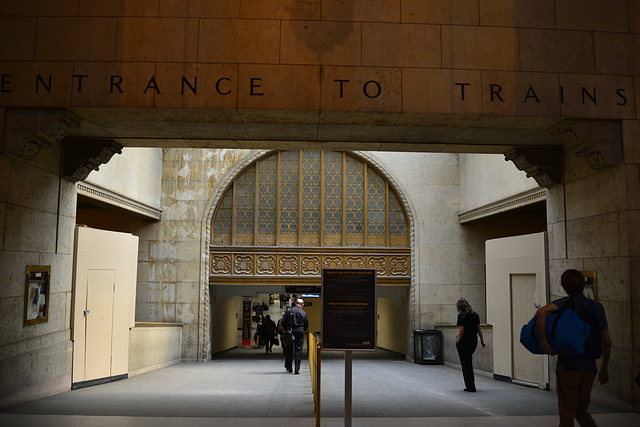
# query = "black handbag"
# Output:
<box><xmin>282</xmin><ymin>330</ymin><xmax>294</xmax><ymax>346</ymax></box>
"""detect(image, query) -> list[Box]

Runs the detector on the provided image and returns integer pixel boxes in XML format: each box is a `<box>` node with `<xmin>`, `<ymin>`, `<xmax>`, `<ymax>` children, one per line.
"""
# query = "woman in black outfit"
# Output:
<box><xmin>456</xmin><ymin>297</ymin><xmax>485</xmax><ymax>392</ymax></box>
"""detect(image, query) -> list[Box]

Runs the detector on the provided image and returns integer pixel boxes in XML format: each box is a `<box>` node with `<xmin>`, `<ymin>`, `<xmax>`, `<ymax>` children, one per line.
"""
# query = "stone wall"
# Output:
<box><xmin>368</xmin><ymin>152</ymin><xmax>487</xmax><ymax>329</ymax></box>
<box><xmin>135</xmin><ymin>148</ymin><xmax>248</xmax><ymax>360</ymax></box>
<box><xmin>128</xmin><ymin>323</ymin><xmax>182</xmax><ymax>377</ymax></box>
<box><xmin>1</xmin><ymin>1</ymin><xmax>638</xmax><ymax>123</ymax></box>
<box><xmin>85</xmin><ymin>147</ymin><xmax>163</xmax><ymax>212</ymax></box>
<box><xmin>545</xmin><ymin>120</ymin><xmax>639</xmax><ymax>406</ymax></box>
<box><xmin>624</xmin><ymin>120</ymin><xmax>640</xmax><ymax>411</ymax></box>
<box><xmin>0</xmin><ymin>129</ymin><xmax>77</xmax><ymax>405</ymax></box>
<box><xmin>458</xmin><ymin>153</ymin><xmax>538</xmax><ymax>212</ymax></box>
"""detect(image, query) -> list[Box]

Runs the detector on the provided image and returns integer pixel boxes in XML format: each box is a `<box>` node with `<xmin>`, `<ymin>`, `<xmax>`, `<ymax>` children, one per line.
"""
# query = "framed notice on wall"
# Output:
<box><xmin>24</xmin><ymin>265</ymin><xmax>50</xmax><ymax>326</ymax></box>
<box><xmin>321</xmin><ymin>268</ymin><xmax>377</xmax><ymax>351</ymax></box>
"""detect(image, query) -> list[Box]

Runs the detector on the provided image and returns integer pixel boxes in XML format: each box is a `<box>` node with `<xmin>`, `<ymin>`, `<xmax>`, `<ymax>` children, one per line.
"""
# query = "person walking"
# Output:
<box><xmin>254</xmin><ymin>313</ymin><xmax>264</xmax><ymax>349</ymax></box>
<box><xmin>536</xmin><ymin>269</ymin><xmax>611</xmax><ymax>427</ymax></box>
<box><xmin>277</xmin><ymin>311</ymin><xmax>287</xmax><ymax>355</ymax></box>
<box><xmin>455</xmin><ymin>297</ymin><xmax>485</xmax><ymax>392</ymax></box>
<box><xmin>283</xmin><ymin>298</ymin><xmax>308</xmax><ymax>374</ymax></box>
<box><xmin>281</xmin><ymin>308</ymin><xmax>294</xmax><ymax>371</ymax></box>
<box><xmin>263</xmin><ymin>314</ymin><xmax>277</xmax><ymax>353</ymax></box>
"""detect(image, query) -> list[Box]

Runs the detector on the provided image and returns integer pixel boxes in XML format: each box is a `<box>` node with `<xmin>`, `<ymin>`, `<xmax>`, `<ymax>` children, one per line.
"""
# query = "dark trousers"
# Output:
<box><xmin>284</xmin><ymin>337</ymin><xmax>293</xmax><ymax>371</ymax></box>
<box><xmin>264</xmin><ymin>335</ymin><xmax>274</xmax><ymax>352</ymax></box>
<box><xmin>293</xmin><ymin>329</ymin><xmax>305</xmax><ymax>373</ymax></box>
<box><xmin>556</xmin><ymin>366</ymin><xmax>597</xmax><ymax>427</ymax></box>
<box><xmin>456</xmin><ymin>341</ymin><xmax>477</xmax><ymax>391</ymax></box>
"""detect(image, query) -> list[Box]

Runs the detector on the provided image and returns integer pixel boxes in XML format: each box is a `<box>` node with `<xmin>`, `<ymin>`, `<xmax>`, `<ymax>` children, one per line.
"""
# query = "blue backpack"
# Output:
<box><xmin>520</xmin><ymin>297</ymin><xmax>594</xmax><ymax>357</ymax></box>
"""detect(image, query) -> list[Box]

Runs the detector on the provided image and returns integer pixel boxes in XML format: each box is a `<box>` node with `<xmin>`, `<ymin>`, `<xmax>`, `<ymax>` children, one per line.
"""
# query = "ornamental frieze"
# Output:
<box><xmin>210</xmin><ymin>249</ymin><xmax>410</xmax><ymax>283</ymax></box>
<box><xmin>233</xmin><ymin>254</ymin><xmax>253</xmax><ymax>275</ymax></box>
<box><xmin>301</xmin><ymin>256</ymin><xmax>321</xmax><ymax>275</ymax></box>
<box><xmin>367</xmin><ymin>256</ymin><xmax>387</xmax><ymax>276</ymax></box>
<box><xmin>211</xmin><ymin>254</ymin><xmax>232</xmax><ymax>275</ymax></box>
<box><xmin>346</xmin><ymin>256</ymin><xmax>366</xmax><ymax>269</ymax></box>
<box><xmin>278</xmin><ymin>255</ymin><xmax>298</xmax><ymax>275</ymax></box>
<box><xmin>323</xmin><ymin>256</ymin><xmax>343</xmax><ymax>269</ymax></box>
<box><xmin>389</xmin><ymin>256</ymin><xmax>410</xmax><ymax>276</ymax></box>
<box><xmin>256</xmin><ymin>255</ymin><xmax>276</xmax><ymax>275</ymax></box>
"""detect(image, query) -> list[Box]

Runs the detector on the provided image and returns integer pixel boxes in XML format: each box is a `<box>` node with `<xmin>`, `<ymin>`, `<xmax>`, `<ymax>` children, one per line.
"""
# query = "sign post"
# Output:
<box><xmin>322</xmin><ymin>268</ymin><xmax>377</xmax><ymax>427</ymax></box>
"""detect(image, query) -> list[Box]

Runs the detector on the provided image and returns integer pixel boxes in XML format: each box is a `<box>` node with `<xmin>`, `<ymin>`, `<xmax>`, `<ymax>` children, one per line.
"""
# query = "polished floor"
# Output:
<box><xmin>2</xmin><ymin>303</ymin><xmax>640</xmax><ymax>427</ymax></box>
<box><xmin>2</xmin><ymin>344</ymin><xmax>639</xmax><ymax>427</ymax></box>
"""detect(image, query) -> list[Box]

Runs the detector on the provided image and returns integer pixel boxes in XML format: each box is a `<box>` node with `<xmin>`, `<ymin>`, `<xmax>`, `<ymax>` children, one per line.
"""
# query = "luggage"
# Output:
<box><xmin>520</xmin><ymin>298</ymin><xmax>591</xmax><ymax>357</ymax></box>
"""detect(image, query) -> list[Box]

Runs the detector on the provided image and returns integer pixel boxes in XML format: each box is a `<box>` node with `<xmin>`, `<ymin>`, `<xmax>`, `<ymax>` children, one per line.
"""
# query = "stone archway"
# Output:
<box><xmin>199</xmin><ymin>149</ymin><xmax>418</xmax><ymax>360</ymax></box>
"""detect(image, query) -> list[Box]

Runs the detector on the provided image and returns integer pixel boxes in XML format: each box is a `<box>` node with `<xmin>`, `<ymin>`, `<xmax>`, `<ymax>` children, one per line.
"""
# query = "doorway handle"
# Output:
<box><xmin>83</xmin><ymin>309</ymin><xmax>90</xmax><ymax>317</ymax></box>
<box><xmin>534</xmin><ymin>303</ymin><xmax>541</xmax><ymax>309</ymax></box>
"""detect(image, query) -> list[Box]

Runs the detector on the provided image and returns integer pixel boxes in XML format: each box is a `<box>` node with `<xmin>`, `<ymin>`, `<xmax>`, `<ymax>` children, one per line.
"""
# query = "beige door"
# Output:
<box><xmin>511</xmin><ymin>274</ymin><xmax>543</xmax><ymax>385</ymax></box>
<box><xmin>486</xmin><ymin>232</ymin><xmax>548</xmax><ymax>389</ymax></box>
<box><xmin>72</xmin><ymin>227</ymin><xmax>138</xmax><ymax>386</ymax></box>
<box><xmin>84</xmin><ymin>269</ymin><xmax>115</xmax><ymax>381</ymax></box>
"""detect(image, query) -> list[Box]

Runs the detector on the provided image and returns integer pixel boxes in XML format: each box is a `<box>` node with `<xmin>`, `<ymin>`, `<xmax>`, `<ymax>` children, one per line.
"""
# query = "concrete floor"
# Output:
<box><xmin>2</xmin><ymin>345</ymin><xmax>639</xmax><ymax>427</ymax></box>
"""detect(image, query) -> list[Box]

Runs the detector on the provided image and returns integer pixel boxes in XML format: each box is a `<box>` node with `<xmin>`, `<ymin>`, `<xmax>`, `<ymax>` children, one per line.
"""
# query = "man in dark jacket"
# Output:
<box><xmin>263</xmin><ymin>314</ymin><xmax>277</xmax><ymax>354</ymax></box>
<box><xmin>283</xmin><ymin>298</ymin><xmax>309</xmax><ymax>374</ymax></box>
<box><xmin>536</xmin><ymin>269</ymin><xmax>611</xmax><ymax>427</ymax></box>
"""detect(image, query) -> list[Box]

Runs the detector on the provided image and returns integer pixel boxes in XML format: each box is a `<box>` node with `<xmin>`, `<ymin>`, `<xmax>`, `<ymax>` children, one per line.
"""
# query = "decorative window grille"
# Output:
<box><xmin>324</xmin><ymin>151</ymin><xmax>342</xmax><ymax>246</ymax></box>
<box><xmin>301</xmin><ymin>151</ymin><xmax>321</xmax><ymax>246</ymax></box>
<box><xmin>257</xmin><ymin>154</ymin><xmax>277</xmax><ymax>245</ymax></box>
<box><xmin>211</xmin><ymin>151</ymin><xmax>409</xmax><ymax>249</ymax></box>
<box><xmin>235</xmin><ymin>165</ymin><xmax>255</xmax><ymax>245</ymax></box>
<box><xmin>212</xmin><ymin>188</ymin><xmax>233</xmax><ymax>245</ymax></box>
<box><xmin>280</xmin><ymin>151</ymin><xmax>299</xmax><ymax>245</ymax></box>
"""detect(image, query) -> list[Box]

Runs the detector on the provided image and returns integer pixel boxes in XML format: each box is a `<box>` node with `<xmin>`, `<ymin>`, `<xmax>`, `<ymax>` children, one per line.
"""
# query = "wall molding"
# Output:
<box><xmin>457</xmin><ymin>187</ymin><xmax>547</xmax><ymax>224</ymax></box>
<box><xmin>77</xmin><ymin>182</ymin><xmax>162</xmax><ymax>220</ymax></box>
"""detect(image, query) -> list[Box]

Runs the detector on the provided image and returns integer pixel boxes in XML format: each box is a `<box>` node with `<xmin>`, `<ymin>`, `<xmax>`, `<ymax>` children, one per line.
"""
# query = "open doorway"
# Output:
<box><xmin>209</xmin><ymin>286</ymin><xmax>409</xmax><ymax>357</ymax></box>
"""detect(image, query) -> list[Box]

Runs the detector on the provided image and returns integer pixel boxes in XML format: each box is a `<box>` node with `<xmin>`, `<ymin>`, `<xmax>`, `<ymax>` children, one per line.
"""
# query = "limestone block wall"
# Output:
<box><xmin>85</xmin><ymin>147</ymin><xmax>163</xmax><ymax>212</ymax></box>
<box><xmin>369</xmin><ymin>152</ymin><xmax>483</xmax><ymax>327</ymax></box>
<box><xmin>1</xmin><ymin>1</ymin><xmax>639</xmax><ymax>121</ymax></box>
<box><xmin>624</xmin><ymin>120</ymin><xmax>640</xmax><ymax>410</ymax></box>
<box><xmin>546</xmin><ymin>120</ymin><xmax>639</xmax><ymax>406</ymax></box>
<box><xmin>128</xmin><ymin>323</ymin><xmax>182</xmax><ymax>377</ymax></box>
<box><xmin>135</xmin><ymin>148</ymin><xmax>248</xmax><ymax>360</ymax></box>
<box><xmin>458</xmin><ymin>153</ymin><xmax>539</xmax><ymax>212</ymax></box>
<box><xmin>0</xmin><ymin>121</ymin><xmax>77</xmax><ymax>405</ymax></box>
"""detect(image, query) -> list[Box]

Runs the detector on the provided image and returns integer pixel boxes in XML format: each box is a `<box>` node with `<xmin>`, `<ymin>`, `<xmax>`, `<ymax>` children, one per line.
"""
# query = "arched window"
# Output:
<box><xmin>210</xmin><ymin>151</ymin><xmax>410</xmax><ymax>285</ymax></box>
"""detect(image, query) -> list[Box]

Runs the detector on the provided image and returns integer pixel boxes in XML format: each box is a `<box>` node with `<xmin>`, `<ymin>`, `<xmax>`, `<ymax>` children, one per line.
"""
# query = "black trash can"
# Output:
<box><xmin>414</xmin><ymin>329</ymin><xmax>443</xmax><ymax>365</ymax></box>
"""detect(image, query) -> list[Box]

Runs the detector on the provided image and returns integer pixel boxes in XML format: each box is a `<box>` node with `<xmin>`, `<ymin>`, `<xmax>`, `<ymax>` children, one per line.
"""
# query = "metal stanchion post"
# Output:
<box><xmin>345</xmin><ymin>350</ymin><xmax>352</xmax><ymax>427</ymax></box>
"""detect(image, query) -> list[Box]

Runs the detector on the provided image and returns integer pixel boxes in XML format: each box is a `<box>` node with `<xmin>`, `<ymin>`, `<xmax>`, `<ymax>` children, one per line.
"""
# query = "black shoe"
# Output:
<box><xmin>294</xmin><ymin>371</ymin><xmax>299</xmax><ymax>375</ymax></box>
<box><xmin>286</xmin><ymin>368</ymin><xmax>293</xmax><ymax>373</ymax></box>
<box><xmin>464</xmin><ymin>388</ymin><xmax>476</xmax><ymax>392</ymax></box>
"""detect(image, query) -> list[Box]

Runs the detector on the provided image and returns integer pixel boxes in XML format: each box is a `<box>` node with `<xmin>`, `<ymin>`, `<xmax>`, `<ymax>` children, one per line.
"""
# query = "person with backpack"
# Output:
<box><xmin>536</xmin><ymin>269</ymin><xmax>612</xmax><ymax>427</ymax></box>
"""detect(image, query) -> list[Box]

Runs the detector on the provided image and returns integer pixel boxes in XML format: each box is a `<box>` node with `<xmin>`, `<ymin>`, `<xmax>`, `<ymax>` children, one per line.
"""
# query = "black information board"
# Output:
<box><xmin>242</xmin><ymin>296</ymin><xmax>252</xmax><ymax>344</ymax></box>
<box><xmin>321</xmin><ymin>268</ymin><xmax>377</xmax><ymax>351</ymax></box>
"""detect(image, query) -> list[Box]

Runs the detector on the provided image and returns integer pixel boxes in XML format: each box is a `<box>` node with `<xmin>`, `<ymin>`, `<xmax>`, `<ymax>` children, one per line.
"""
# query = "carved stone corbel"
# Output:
<box><xmin>504</xmin><ymin>147</ymin><xmax>563</xmax><ymax>188</ymax></box>
<box><xmin>551</xmin><ymin>121</ymin><xmax>621</xmax><ymax>170</ymax></box>
<box><xmin>5</xmin><ymin>109</ymin><xmax>81</xmax><ymax>160</ymax></box>
<box><xmin>63</xmin><ymin>138</ymin><xmax>123</xmax><ymax>182</ymax></box>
